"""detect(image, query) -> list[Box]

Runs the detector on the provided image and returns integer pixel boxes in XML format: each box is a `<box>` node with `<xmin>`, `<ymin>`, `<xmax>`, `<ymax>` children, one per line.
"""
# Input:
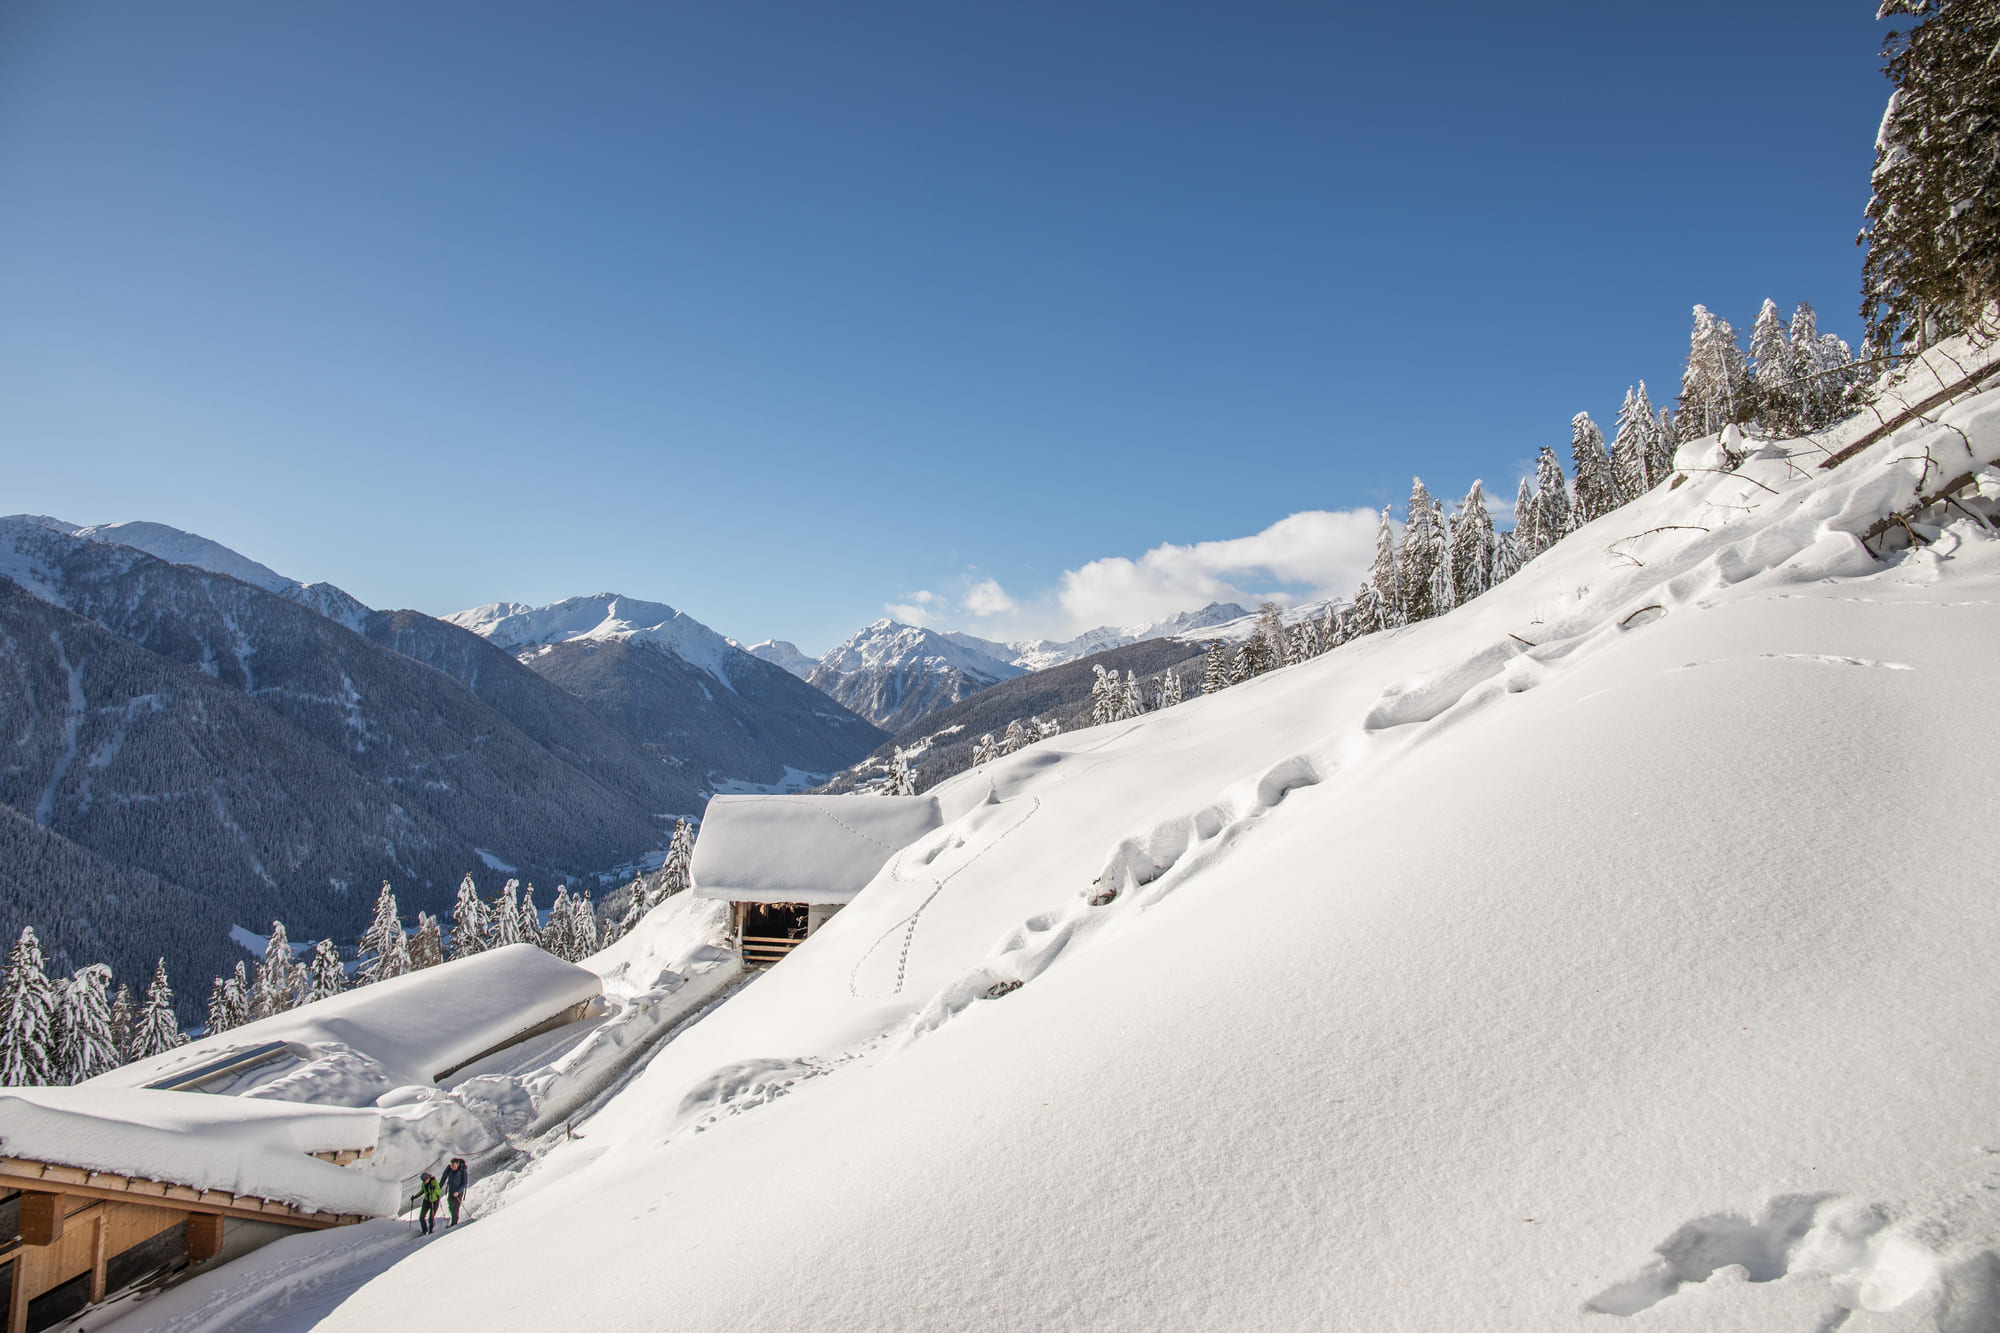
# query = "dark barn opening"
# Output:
<box><xmin>736</xmin><ymin>902</ymin><xmax>808</xmax><ymax>967</ymax></box>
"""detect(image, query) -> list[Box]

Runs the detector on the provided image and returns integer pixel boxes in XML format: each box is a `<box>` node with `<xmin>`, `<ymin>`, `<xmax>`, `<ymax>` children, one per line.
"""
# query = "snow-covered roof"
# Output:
<box><xmin>95</xmin><ymin>944</ymin><xmax>603</xmax><ymax>1093</ymax></box>
<box><xmin>0</xmin><ymin>1087</ymin><xmax>397</xmax><ymax>1218</ymax></box>
<box><xmin>691</xmin><ymin>795</ymin><xmax>942</xmax><ymax>904</ymax></box>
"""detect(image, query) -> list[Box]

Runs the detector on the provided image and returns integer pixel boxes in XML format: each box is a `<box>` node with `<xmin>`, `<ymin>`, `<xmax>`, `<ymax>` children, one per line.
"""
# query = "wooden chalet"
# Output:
<box><xmin>691</xmin><ymin>794</ymin><xmax>943</xmax><ymax>967</ymax></box>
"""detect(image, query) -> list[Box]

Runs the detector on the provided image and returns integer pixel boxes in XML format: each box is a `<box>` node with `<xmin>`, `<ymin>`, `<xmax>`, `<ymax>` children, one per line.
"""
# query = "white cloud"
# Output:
<box><xmin>962</xmin><ymin>578</ymin><xmax>1017</xmax><ymax>618</ymax></box>
<box><xmin>1057</xmin><ymin>508</ymin><xmax>1381</xmax><ymax>629</ymax></box>
<box><xmin>883</xmin><ymin>589</ymin><xmax>944</xmax><ymax>625</ymax></box>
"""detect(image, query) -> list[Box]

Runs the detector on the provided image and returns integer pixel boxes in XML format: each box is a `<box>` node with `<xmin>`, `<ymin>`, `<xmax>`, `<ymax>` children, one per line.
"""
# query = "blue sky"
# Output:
<box><xmin>1</xmin><ymin>2</ymin><xmax>1889</xmax><ymax>652</ymax></box>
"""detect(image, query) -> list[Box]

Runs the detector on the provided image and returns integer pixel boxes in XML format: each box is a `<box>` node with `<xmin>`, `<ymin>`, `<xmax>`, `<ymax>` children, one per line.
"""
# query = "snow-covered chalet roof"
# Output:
<box><xmin>691</xmin><ymin>794</ymin><xmax>943</xmax><ymax>905</ymax></box>
<box><xmin>93</xmin><ymin>944</ymin><xmax>603</xmax><ymax>1093</ymax></box>
<box><xmin>0</xmin><ymin>1087</ymin><xmax>397</xmax><ymax>1218</ymax></box>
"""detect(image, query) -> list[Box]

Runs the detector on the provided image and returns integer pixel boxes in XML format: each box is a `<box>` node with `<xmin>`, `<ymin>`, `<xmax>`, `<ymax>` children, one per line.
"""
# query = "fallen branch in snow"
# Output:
<box><xmin>1822</xmin><ymin>356</ymin><xmax>2000</xmax><ymax>469</ymax></box>
<box><xmin>1856</xmin><ymin>466</ymin><xmax>1995</xmax><ymax>557</ymax></box>
<box><xmin>1507</xmin><ymin>633</ymin><xmax>1538</xmax><ymax>648</ymax></box>
<box><xmin>1678</xmin><ymin>467</ymin><xmax>1781</xmax><ymax>495</ymax></box>
<box><xmin>1619</xmin><ymin>604</ymin><xmax>1664</xmax><ymax>628</ymax></box>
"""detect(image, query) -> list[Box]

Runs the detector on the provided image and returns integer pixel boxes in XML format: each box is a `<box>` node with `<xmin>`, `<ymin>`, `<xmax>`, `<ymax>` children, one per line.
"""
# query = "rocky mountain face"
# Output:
<box><xmin>802</xmin><ymin>603</ymin><xmax>1253</xmax><ymax>730</ymax></box>
<box><xmin>805</xmin><ymin>620</ymin><xmax>1026</xmax><ymax>732</ymax></box>
<box><xmin>448</xmin><ymin>594</ymin><xmax>886</xmax><ymax>789</ymax></box>
<box><xmin>67</xmin><ymin>518</ymin><xmax>375</xmax><ymax>630</ymax></box>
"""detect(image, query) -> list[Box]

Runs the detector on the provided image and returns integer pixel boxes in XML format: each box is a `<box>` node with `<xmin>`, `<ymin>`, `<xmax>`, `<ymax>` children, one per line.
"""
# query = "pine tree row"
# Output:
<box><xmin>0</xmin><ymin>819</ymin><xmax>704</xmax><ymax>1087</ymax></box>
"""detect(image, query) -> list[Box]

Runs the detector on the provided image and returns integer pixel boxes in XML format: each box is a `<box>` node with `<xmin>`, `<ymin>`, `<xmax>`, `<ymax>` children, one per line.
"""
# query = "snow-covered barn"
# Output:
<box><xmin>691</xmin><ymin>795</ymin><xmax>942</xmax><ymax>966</ymax></box>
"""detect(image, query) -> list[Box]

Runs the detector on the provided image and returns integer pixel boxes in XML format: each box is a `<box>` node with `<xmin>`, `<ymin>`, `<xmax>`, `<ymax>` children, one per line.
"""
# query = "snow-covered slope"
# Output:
<box><xmin>295</xmin><ymin>354</ymin><xmax>2000</xmax><ymax>1331</ymax></box>
<box><xmin>64</xmin><ymin>518</ymin><xmax>373</xmax><ymax>629</ymax></box>
<box><xmin>447</xmin><ymin>593</ymin><xmax>742</xmax><ymax>687</ymax></box>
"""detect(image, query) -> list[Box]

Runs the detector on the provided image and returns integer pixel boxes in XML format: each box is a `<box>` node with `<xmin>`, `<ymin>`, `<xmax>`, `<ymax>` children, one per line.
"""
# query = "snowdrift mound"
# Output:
<box><xmin>295</xmin><ymin>345</ymin><xmax>2000</xmax><ymax>1330</ymax></box>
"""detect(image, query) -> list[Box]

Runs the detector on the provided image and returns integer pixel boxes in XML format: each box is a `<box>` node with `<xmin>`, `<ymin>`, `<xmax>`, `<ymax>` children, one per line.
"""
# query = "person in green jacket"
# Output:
<box><xmin>417</xmin><ymin>1171</ymin><xmax>443</xmax><ymax>1235</ymax></box>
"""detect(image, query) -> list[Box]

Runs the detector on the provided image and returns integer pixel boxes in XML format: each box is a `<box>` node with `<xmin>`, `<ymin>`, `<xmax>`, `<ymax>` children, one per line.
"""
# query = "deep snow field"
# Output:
<box><xmin>103</xmin><ymin>347</ymin><xmax>2000</xmax><ymax>1331</ymax></box>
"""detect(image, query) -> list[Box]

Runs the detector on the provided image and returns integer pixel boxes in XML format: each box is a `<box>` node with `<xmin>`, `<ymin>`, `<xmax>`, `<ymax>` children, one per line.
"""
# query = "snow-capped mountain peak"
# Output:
<box><xmin>0</xmin><ymin>515</ymin><xmax>373</xmax><ymax>629</ymax></box>
<box><xmin>737</xmin><ymin>639</ymin><xmax>817</xmax><ymax>678</ymax></box>
<box><xmin>446</xmin><ymin>593</ymin><xmax>744</xmax><ymax>689</ymax></box>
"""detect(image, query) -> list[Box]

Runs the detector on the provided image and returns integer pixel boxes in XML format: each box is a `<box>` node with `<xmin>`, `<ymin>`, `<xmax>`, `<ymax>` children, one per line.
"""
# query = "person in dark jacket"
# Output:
<box><xmin>441</xmin><ymin>1157</ymin><xmax>468</xmax><ymax>1227</ymax></box>
<box><xmin>416</xmin><ymin>1172</ymin><xmax>442</xmax><ymax>1235</ymax></box>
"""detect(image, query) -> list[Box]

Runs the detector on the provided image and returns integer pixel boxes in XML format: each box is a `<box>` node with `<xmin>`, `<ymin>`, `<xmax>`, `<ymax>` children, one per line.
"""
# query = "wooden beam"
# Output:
<box><xmin>88</xmin><ymin>1211</ymin><xmax>107</xmax><ymax>1303</ymax></box>
<box><xmin>0</xmin><ymin>1173</ymin><xmax>348</xmax><ymax>1230</ymax></box>
<box><xmin>185</xmin><ymin>1212</ymin><xmax>225</xmax><ymax>1263</ymax></box>
<box><xmin>17</xmin><ymin>1192</ymin><xmax>64</xmax><ymax>1247</ymax></box>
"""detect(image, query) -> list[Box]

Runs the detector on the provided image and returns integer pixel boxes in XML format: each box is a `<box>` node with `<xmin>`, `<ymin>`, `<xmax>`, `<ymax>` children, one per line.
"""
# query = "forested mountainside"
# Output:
<box><xmin>0</xmin><ymin>525</ymin><xmax>712</xmax><ymax>1014</ymax></box>
<box><xmin>519</xmin><ymin>637</ymin><xmax>885</xmax><ymax>786</ymax></box>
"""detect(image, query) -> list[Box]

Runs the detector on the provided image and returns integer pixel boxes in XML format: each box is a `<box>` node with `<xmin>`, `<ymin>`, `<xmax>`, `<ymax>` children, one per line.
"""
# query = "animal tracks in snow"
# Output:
<box><xmin>1585</xmin><ymin>1193</ymin><xmax>1997</xmax><ymax>1329</ymax></box>
<box><xmin>1670</xmin><ymin>654</ymin><xmax>1915</xmax><ymax>673</ymax></box>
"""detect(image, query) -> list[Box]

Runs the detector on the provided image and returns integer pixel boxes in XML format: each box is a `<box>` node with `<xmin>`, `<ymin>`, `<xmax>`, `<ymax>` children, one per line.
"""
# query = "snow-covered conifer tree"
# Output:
<box><xmin>109</xmin><ymin>985</ymin><xmax>133</xmax><ymax>1062</ymax></box>
<box><xmin>1200</xmin><ymin>640</ymin><xmax>1232</xmax><ymax>695</ymax></box>
<box><xmin>0</xmin><ymin>927</ymin><xmax>56</xmax><ymax>1086</ymax></box>
<box><xmin>1569</xmin><ymin>415</ymin><xmax>1617</xmax><ymax>524</ymax></box>
<box><xmin>1860</xmin><ymin>0</ymin><xmax>2000</xmax><ymax>352</ymax></box>
<box><xmin>1368</xmin><ymin>508</ymin><xmax>1403</xmax><ymax>629</ymax></box>
<box><xmin>1153</xmin><ymin>670</ymin><xmax>1183</xmax><ymax>710</ymax></box>
<box><xmin>56</xmin><ymin>964</ymin><xmax>118</xmax><ymax>1083</ymax></box>
<box><xmin>410</xmin><ymin>914</ymin><xmax>445</xmax><ymax>970</ymax></box>
<box><xmin>223</xmin><ymin>963</ymin><xmax>252</xmax><ymax>1029</ymax></box>
<box><xmin>129</xmin><ymin>959</ymin><xmax>184</xmax><ymax>1061</ymax></box>
<box><xmin>1448</xmin><ymin>481</ymin><xmax>1494</xmax><ymax>604</ymax></box>
<box><xmin>1786</xmin><ymin>303</ymin><xmax>1858</xmax><ymax>430</ymax></box>
<box><xmin>490</xmin><ymin>880</ymin><xmax>522</xmax><ymax>949</ymax></box>
<box><xmin>449</xmin><ymin>873</ymin><xmax>487</xmax><ymax>960</ymax></box>
<box><xmin>1612</xmin><ymin>384</ymin><xmax>1660</xmax><ymax>497</ymax></box>
<box><xmin>1399</xmin><ymin>481</ymin><xmax>1446</xmax><ymax>623</ymax></box>
<box><xmin>972</xmin><ymin>733</ymin><xmax>999</xmax><ymax>766</ymax></box>
<box><xmin>1679</xmin><ymin>305</ymin><xmax>1750</xmax><ymax>438</ymax></box>
<box><xmin>357</xmin><ymin>883</ymin><xmax>410</xmax><ymax>986</ymax></box>
<box><xmin>884</xmin><ymin>746</ymin><xmax>918</xmax><ymax>796</ymax></box>
<box><xmin>1034</xmin><ymin>715</ymin><xmax>1061</xmax><ymax>741</ymax></box>
<box><xmin>659</xmin><ymin>820</ymin><xmax>695</xmax><ymax>900</ymax></box>
<box><xmin>568</xmin><ymin>891</ymin><xmax>599</xmax><ymax>960</ymax></box>
<box><xmin>1002</xmin><ymin>719</ymin><xmax>1029</xmax><ymax>753</ymax></box>
<box><xmin>304</xmin><ymin>940</ymin><xmax>345</xmax><ymax>1004</ymax></box>
<box><xmin>1652</xmin><ymin>407</ymin><xmax>1679</xmax><ymax>482</ymax></box>
<box><xmin>1119</xmin><ymin>671</ymin><xmax>1145</xmax><ymax>720</ymax></box>
<box><xmin>616</xmin><ymin>874</ymin><xmax>650</xmax><ymax>940</ymax></box>
<box><xmin>1527</xmin><ymin>446</ymin><xmax>1570</xmax><ymax>557</ymax></box>
<box><xmin>543</xmin><ymin>887</ymin><xmax>575</xmax><ymax>961</ymax></box>
<box><xmin>256</xmin><ymin>921</ymin><xmax>303</xmax><ymax>1019</ymax></box>
<box><xmin>1748</xmin><ymin>297</ymin><xmax>1796</xmax><ymax>433</ymax></box>
<box><xmin>206</xmin><ymin>976</ymin><xmax>235</xmax><ymax>1037</ymax></box>
<box><xmin>1088</xmin><ymin>665</ymin><xmax>1118</xmax><ymax>725</ymax></box>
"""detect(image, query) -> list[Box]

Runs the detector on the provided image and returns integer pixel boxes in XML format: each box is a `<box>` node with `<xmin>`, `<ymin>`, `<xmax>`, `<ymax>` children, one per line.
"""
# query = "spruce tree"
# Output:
<box><xmin>224</xmin><ymin>963</ymin><xmax>252</xmax><ymax>1028</ymax></box>
<box><xmin>1002</xmin><ymin>719</ymin><xmax>1029</xmax><ymax>753</ymax></box>
<box><xmin>1679</xmin><ymin>305</ymin><xmax>1750</xmax><ymax>437</ymax></box>
<box><xmin>1400</xmin><ymin>481</ymin><xmax>1446</xmax><ymax>623</ymax></box>
<box><xmin>206</xmin><ymin>976</ymin><xmax>236</xmax><ymax>1037</ymax></box>
<box><xmin>490</xmin><ymin>880</ymin><xmax>523</xmax><ymax>949</ymax></box>
<box><xmin>1154</xmin><ymin>669</ymin><xmax>1183</xmax><ymax>710</ymax></box>
<box><xmin>1034</xmin><ymin>715</ymin><xmax>1061</xmax><ymax>741</ymax></box>
<box><xmin>1748</xmin><ymin>297</ymin><xmax>1796</xmax><ymax>432</ymax></box>
<box><xmin>410</xmin><ymin>913</ymin><xmax>445</xmax><ymax>970</ymax></box>
<box><xmin>568</xmin><ymin>891</ymin><xmax>599</xmax><ymax>960</ymax></box>
<box><xmin>108</xmin><ymin>985</ymin><xmax>134</xmax><ymax>1062</ymax></box>
<box><xmin>1120</xmin><ymin>671</ymin><xmax>1146</xmax><ymax>719</ymax></box>
<box><xmin>1652</xmin><ymin>406</ymin><xmax>1680</xmax><ymax>482</ymax></box>
<box><xmin>1368</xmin><ymin>507</ymin><xmax>1403</xmax><ymax>629</ymax></box>
<box><xmin>1529</xmin><ymin>446</ymin><xmax>1571</xmax><ymax>556</ymax></box>
<box><xmin>1200</xmin><ymin>640</ymin><xmax>1232</xmax><ymax>695</ymax></box>
<box><xmin>1449</xmin><ymin>481</ymin><xmax>1495</xmax><ymax>604</ymax></box>
<box><xmin>544</xmin><ymin>887</ymin><xmax>575</xmax><ymax>961</ymax></box>
<box><xmin>305</xmin><ymin>940</ymin><xmax>345</xmax><ymax>1004</ymax></box>
<box><xmin>1612</xmin><ymin>383</ymin><xmax>1661</xmax><ymax>496</ymax></box>
<box><xmin>972</xmin><ymin>733</ymin><xmax>999</xmax><ymax>765</ymax></box>
<box><xmin>255</xmin><ymin>921</ymin><xmax>303</xmax><ymax>1020</ymax></box>
<box><xmin>1861</xmin><ymin>0</ymin><xmax>2000</xmax><ymax>351</ymax></box>
<box><xmin>57</xmin><ymin>964</ymin><xmax>119</xmax><ymax>1084</ymax></box>
<box><xmin>450</xmin><ymin>873</ymin><xmax>487</xmax><ymax>960</ymax></box>
<box><xmin>0</xmin><ymin>929</ymin><xmax>56</xmax><ymax>1086</ymax></box>
<box><xmin>616</xmin><ymin>875</ymin><xmax>650</xmax><ymax>940</ymax></box>
<box><xmin>659</xmin><ymin>820</ymin><xmax>695</xmax><ymax>900</ymax></box>
<box><xmin>357</xmin><ymin>883</ymin><xmax>410</xmax><ymax>985</ymax></box>
<box><xmin>884</xmin><ymin>746</ymin><xmax>918</xmax><ymax>796</ymax></box>
<box><xmin>1570</xmin><ymin>414</ymin><xmax>1617</xmax><ymax>524</ymax></box>
<box><xmin>129</xmin><ymin>959</ymin><xmax>184</xmax><ymax>1061</ymax></box>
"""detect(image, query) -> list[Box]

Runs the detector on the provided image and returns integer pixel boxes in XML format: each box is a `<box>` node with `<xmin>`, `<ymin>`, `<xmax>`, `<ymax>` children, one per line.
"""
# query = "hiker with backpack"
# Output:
<box><xmin>416</xmin><ymin>1171</ymin><xmax>443</xmax><ymax>1235</ymax></box>
<box><xmin>441</xmin><ymin>1156</ymin><xmax>468</xmax><ymax>1227</ymax></box>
